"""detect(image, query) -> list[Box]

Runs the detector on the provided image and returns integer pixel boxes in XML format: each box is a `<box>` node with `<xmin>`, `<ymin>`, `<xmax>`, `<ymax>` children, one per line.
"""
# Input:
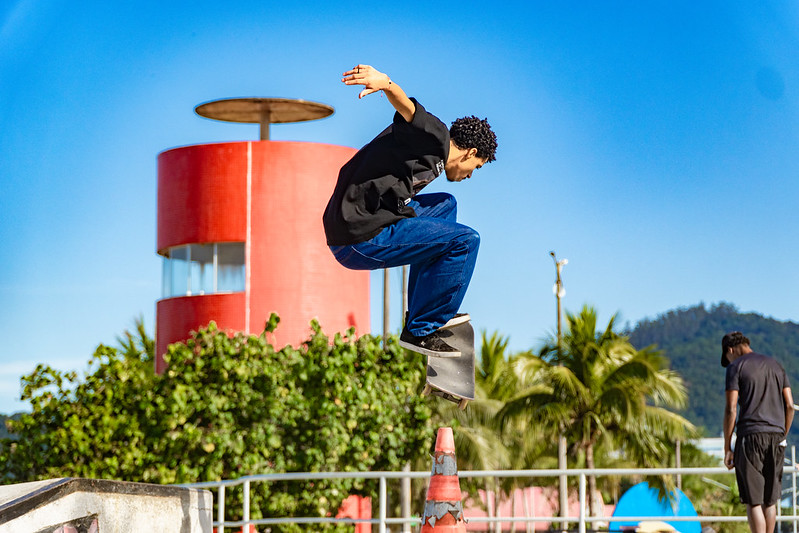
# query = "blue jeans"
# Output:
<box><xmin>330</xmin><ymin>192</ymin><xmax>479</xmax><ymax>337</ymax></box>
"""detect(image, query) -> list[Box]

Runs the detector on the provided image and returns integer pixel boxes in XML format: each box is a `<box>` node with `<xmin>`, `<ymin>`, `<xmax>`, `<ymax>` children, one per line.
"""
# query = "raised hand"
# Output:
<box><xmin>342</xmin><ymin>64</ymin><xmax>391</xmax><ymax>99</ymax></box>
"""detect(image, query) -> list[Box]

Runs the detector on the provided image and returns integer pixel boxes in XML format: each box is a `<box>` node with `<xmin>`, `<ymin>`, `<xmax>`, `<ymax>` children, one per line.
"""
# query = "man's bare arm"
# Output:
<box><xmin>723</xmin><ymin>389</ymin><xmax>738</xmax><ymax>469</ymax></box>
<box><xmin>341</xmin><ymin>64</ymin><xmax>415</xmax><ymax>123</ymax></box>
<box><xmin>784</xmin><ymin>387</ymin><xmax>794</xmax><ymax>439</ymax></box>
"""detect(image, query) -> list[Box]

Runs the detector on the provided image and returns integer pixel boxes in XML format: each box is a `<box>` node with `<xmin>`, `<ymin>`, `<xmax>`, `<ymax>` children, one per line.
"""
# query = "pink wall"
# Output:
<box><xmin>464</xmin><ymin>486</ymin><xmax>616</xmax><ymax>532</ymax></box>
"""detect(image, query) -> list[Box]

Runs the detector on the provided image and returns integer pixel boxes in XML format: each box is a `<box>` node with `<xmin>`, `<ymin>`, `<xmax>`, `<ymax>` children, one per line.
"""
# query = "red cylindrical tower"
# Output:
<box><xmin>155</xmin><ymin>99</ymin><xmax>369</xmax><ymax>371</ymax></box>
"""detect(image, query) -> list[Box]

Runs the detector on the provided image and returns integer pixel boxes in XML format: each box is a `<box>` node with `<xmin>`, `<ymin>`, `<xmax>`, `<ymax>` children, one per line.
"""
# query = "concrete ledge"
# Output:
<box><xmin>0</xmin><ymin>478</ymin><xmax>212</xmax><ymax>532</ymax></box>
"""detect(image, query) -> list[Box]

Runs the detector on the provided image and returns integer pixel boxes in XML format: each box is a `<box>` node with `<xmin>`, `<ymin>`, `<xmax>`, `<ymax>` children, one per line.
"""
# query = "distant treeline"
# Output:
<box><xmin>629</xmin><ymin>301</ymin><xmax>799</xmax><ymax>441</ymax></box>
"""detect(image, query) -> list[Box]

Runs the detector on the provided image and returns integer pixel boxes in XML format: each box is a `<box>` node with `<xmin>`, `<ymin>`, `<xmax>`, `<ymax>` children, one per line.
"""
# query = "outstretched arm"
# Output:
<box><xmin>723</xmin><ymin>389</ymin><xmax>737</xmax><ymax>469</ymax></box>
<box><xmin>342</xmin><ymin>64</ymin><xmax>415</xmax><ymax>123</ymax></box>
<box><xmin>784</xmin><ymin>387</ymin><xmax>794</xmax><ymax>439</ymax></box>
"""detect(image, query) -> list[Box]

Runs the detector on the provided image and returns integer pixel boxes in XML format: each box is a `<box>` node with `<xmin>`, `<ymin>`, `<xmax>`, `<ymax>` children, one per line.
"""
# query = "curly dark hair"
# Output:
<box><xmin>723</xmin><ymin>331</ymin><xmax>751</xmax><ymax>351</ymax></box>
<box><xmin>721</xmin><ymin>331</ymin><xmax>751</xmax><ymax>367</ymax></box>
<box><xmin>450</xmin><ymin>116</ymin><xmax>497</xmax><ymax>163</ymax></box>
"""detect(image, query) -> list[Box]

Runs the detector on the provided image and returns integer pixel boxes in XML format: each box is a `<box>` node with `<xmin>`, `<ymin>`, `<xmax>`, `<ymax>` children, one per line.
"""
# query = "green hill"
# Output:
<box><xmin>628</xmin><ymin>302</ymin><xmax>799</xmax><ymax>440</ymax></box>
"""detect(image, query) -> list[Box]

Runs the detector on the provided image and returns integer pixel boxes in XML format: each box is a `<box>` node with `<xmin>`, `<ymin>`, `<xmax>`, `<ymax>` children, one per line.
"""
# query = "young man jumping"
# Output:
<box><xmin>322</xmin><ymin>64</ymin><xmax>497</xmax><ymax>358</ymax></box>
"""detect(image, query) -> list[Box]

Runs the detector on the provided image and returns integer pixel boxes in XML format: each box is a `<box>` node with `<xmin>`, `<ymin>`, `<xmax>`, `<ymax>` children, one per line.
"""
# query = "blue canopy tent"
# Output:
<box><xmin>610</xmin><ymin>482</ymin><xmax>701</xmax><ymax>533</ymax></box>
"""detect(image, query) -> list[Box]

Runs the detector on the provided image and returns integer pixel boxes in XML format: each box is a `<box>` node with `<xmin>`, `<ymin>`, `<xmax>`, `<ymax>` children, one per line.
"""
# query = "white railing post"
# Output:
<box><xmin>579</xmin><ymin>473</ymin><xmax>587</xmax><ymax>533</ymax></box>
<box><xmin>218</xmin><ymin>485</ymin><xmax>225</xmax><ymax>531</ymax></box>
<box><xmin>402</xmin><ymin>462</ymin><xmax>412</xmax><ymax>533</ymax></box>
<box><xmin>243</xmin><ymin>479</ymin><xmax>251</xmax><ymax>531</ymax></box>
<box><xmin>379</xmin><ymin>475</ymin><xmax>387</xmax><ymax>533</ymax></box>
<box><xmin>793</xmin><ymin>445</ymin><xmax>797</xmax><ymax>533</ymax></box>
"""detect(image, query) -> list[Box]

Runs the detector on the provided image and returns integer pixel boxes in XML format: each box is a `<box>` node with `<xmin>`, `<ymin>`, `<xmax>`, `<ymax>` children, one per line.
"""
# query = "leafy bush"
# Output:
<box><xmin>0</xmin><ymin>317</ymin><xmax>434</xmax><ymax>530</ymax></box>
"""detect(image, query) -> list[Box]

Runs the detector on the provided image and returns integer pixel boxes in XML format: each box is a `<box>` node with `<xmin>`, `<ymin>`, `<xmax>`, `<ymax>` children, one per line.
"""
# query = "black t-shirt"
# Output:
<box><xmin>726</xmin><ymin>352</ymin><xmax>790</xmax><ymax>436</ymax></box>
<box><xmin>322</xmin><ymin>99</ymin><xmax>449</xmax><ymax>246</ymax></box>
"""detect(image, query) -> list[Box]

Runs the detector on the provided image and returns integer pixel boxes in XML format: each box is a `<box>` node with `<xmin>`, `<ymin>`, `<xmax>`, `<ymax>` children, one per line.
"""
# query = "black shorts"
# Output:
<box><xmin>734</xmin><ymin>432</ymin><xmax>786</xmax><ymax>506</ymax></box>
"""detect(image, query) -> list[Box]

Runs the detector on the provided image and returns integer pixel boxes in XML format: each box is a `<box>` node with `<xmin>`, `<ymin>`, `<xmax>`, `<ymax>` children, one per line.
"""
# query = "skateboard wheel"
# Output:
<box><xmin>458</xmin><ymin>399</ymin><xmax>469</xmax><ymax>410</ymax></box>
<box><xmin>422</xmin><ymin>385</ymin><xmax>432</xmax><ymax>396</ymax></box>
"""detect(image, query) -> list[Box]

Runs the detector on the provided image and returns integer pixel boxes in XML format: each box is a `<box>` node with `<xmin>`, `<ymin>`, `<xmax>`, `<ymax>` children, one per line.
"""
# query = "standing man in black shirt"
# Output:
<box><xmin>722</xmin><ymin>331</ymin><xmax>794</xmax><ymax>533</ymax></box>
<box><xmin>323</xmin><ymin>64</ymin><xmax>497</xmax><ymax>358</ymax></box>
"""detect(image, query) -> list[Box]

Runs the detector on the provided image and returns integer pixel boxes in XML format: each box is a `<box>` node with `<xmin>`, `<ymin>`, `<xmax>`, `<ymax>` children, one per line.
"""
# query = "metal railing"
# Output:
<box><xmin>184</xmin><ymin>465</ymin><xmax>799</xmax><ymax>532</ymax></box>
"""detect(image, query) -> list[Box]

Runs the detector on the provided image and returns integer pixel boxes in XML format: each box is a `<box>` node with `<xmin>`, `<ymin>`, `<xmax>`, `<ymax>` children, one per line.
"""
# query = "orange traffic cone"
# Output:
<box><xmin>420</xmin><ymin>427</ymin><xmax>467</xmax><ymax>532</ymax></box>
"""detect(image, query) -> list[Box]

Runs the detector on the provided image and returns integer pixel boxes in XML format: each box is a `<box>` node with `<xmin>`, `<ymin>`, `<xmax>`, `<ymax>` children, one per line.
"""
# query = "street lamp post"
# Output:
<box><xmin>383</xmin><ymin>270</ymin><xmax>390</xmax><ymax>350</ymax></box>
<box><xmin>551</xmin><ymin>252</ymin><xmax>567</xmax><ymax>357</ymax></box>
<box><xmin>550</xmin><ymin>251</ymin><xmax>568</xmax><ymax>532</ymax></box>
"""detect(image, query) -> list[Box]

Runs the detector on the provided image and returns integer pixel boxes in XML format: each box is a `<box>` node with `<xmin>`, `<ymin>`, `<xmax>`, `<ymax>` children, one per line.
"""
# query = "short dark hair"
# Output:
<box><xmin>450</xmin><ymin>116</ymin><xmax>497</xmax><ymax>163</ymax></box>
<box><xmin>720</xmin><ymin>331</ymin><xmax>751</xmax><ymax>367</ymax></box>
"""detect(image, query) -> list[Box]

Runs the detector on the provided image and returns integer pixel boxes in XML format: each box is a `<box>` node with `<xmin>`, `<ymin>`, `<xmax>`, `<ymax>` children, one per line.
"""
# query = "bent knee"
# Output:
<box><xmin>458</xmin><ymin>226</ymin><xmax>480</xmax><ymax>251</ymax></box>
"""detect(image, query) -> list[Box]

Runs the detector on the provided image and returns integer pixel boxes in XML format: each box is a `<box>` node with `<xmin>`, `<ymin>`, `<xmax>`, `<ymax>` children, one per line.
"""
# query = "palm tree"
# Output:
<box><xmin>434</xmin><ymin>331</ymin><xmax>512</xmax><ymax>533</ymax></box>
<box><xmin>435</xmin><ymin>331</ymin><xmax>553</xmax><ymax>533</ymax></box>
<box><xmin>433</xmin><ymin>331</ymin><xmax>513</xmax><ymax>467</ymax></box>
<box><xmin>115</xmin><ymin>315</ymin><xmax>155</xmax><ymax>363</ymax></box>
<box><xmin>474</xmin><ymin>334</ymin><xmax>558</xmax><ymax>533</ymax></box>
<box><xmin>501</xmin><ymin>305</ymin><xmax>697</xmax><ymax>518</ymax></box>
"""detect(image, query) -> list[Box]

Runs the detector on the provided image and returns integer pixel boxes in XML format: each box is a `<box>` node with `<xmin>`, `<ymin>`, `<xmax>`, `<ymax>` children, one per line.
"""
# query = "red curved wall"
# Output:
<box><xmin>156</xmin><ymin>141</ymin><xmax>370</xmax><ymax>369</ymax></box>
<box><xmin>158</xmin><ymin>143</ymin><xmax>248</xmax><ymax>252</ymax></box>
<box><xmin>155</xmin><ymin>294</ymin><xmax>246</xmax><ymax>373</ymax></box>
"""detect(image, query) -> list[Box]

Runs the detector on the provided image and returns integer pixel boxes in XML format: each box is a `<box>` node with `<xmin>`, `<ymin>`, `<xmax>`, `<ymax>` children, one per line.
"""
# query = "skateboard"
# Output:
<box><xmin>421</xmin><ymin>321</ymin><xmax>476</xmax><ymax>410</ymax></box>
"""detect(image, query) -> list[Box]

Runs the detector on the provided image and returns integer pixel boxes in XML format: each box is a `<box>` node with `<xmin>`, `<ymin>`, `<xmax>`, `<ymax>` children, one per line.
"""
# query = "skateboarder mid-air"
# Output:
<box><xmin>322</xmin><ymin>64</ymin><xmax>498</xmax><ymax>358</ymax></box>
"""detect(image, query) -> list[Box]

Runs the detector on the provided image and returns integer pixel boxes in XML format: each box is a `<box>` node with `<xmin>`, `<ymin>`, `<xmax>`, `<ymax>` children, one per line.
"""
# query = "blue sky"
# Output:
<box><xmin>1</xmin><ymin>1</ymin><xmax>797</xmax><ymax>414</ymax></box>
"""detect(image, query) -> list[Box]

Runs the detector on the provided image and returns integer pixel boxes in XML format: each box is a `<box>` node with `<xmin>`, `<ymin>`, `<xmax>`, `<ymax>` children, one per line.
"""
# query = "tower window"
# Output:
<box><xmin>161</xmin><ymin>243</ymin><xmax>245</xmax><ymax>298</ymax></box>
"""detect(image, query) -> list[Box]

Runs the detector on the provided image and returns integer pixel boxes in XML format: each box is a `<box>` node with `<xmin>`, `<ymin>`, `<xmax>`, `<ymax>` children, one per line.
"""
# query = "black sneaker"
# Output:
<box><xmin>399</xmin><ymin>329</ymin><xmax>461</xmax><ymax>358</ymax></box>
<box><xmin>441</xmin><ymin>313</ymin><xmax>471</xmax><ymax>329</ymax></box>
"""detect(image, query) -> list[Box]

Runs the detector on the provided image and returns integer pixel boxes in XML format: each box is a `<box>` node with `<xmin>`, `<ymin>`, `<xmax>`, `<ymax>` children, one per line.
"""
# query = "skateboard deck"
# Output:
<box><xmin>421</xmin><ymin>321</ymin><xmax>476</xmax><ymax>410</ymax></box>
